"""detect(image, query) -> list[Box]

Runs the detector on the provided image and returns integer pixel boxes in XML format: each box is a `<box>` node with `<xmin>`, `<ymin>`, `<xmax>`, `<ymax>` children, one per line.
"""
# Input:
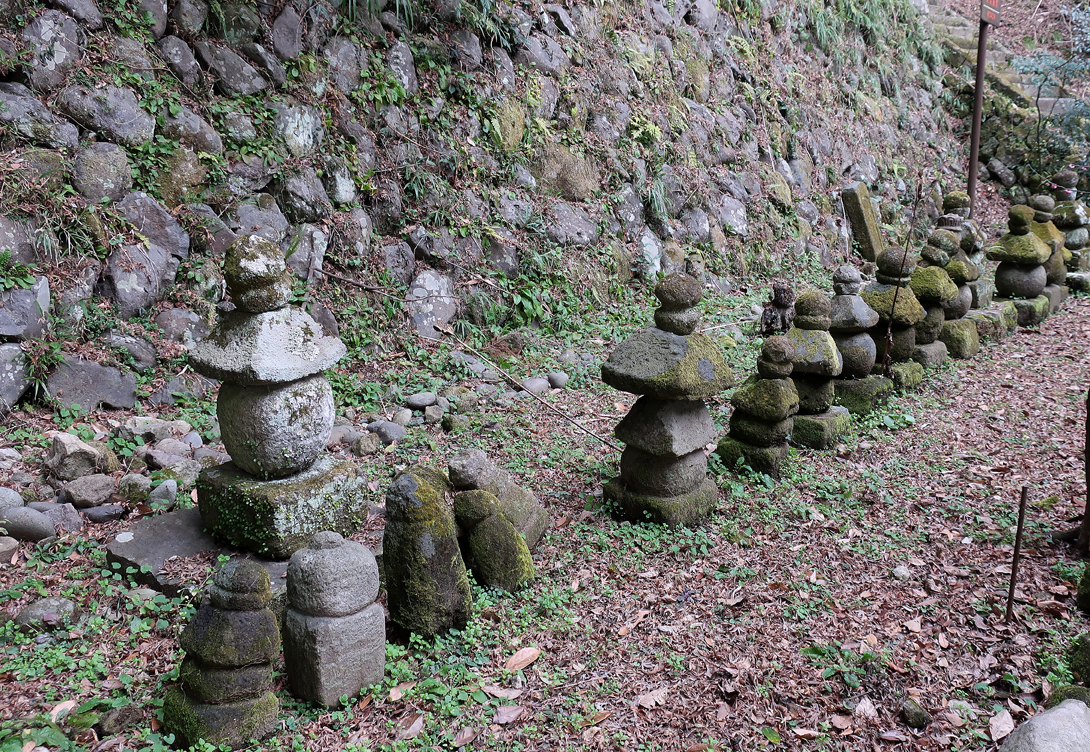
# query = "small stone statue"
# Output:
<box><xmin>163</xmin><ymin>559</ymin><xmax>280</xmax><ymax>750</ymax></box>
<box><xmin>760</xmin><ymin>281</ymin><xmax>795</xmax><ymax>337</ymax></box>
<box><xmin>284</xmin><ymin>532</ymin><xmax>385</xmax><ymax>707</ymax></box>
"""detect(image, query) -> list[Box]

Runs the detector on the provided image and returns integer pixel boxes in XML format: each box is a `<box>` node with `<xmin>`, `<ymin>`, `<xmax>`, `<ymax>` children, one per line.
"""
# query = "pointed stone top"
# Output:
<box><xmin>1008</xmin><ymin>205</ymin><xmax>1034</xmax><ymax>235</ymax></box>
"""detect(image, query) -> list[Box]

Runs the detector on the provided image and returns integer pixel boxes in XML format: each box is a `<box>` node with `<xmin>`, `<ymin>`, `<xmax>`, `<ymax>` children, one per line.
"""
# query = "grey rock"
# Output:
<box><xmin>219</xmin><ymin>110</ymin><xmax>256</xmax><ymax>144</ymax></box>
<box><xmin>137</xmin><ymin>0</ymin><xmax>166</xmax><ymax>37</ymax></box>
<box><xmin>218</xmin><ymin>376</ymin><xmax>335</xmax><ymax>479</ymax></box>
<box><xmin>117</xmin><ymin>191</ymin><xmax>189</xmax><ymax>259</ymax></box>
<box><xmin>21</xmin><ymin>10</ymin><xmax>83</xmax><ymax>92</ymax></box>
<box><xmin>105</xmin><ymin>508</ymin><xmax>221</xmax><ymax>596</ymax></box>
<box><xmin>615</xmin><ymin>397</ymin><xmax>716</xmax><ymax>456</ymax></box>
<box><xmin>284</xmin><ymin>224</ymin><xmax>326</xmax><ymax>282</ymax></box>
<box><xmin>231</xmin><ymin>196</ymin><xmax>289</xmax><ymax>243</ymax></box>
<box><xmin>391</xmin><ymin>408</ymin><xmax>412</xmax><ymax>426</ymax></box>
<box><xmin>0</xmin><ymin>535</ymin><xmax>17</xmax><ymax>561</ymax></box>
<box><xmin>987</xmin><ymin>158</ymin><xmax>1017</xmax><ymax>188</ymax></box>
<box><xmin>274</xmin><ymin>105</ymin><xmax>323</xmax><ymax>158</ymax></box>
<box><xmin>830</xmin><ymin>295</ymin><xmax>879</xmax><ymax>333</ymax></box>
<box><xmin>45</xmin><ymin>432</ymin><xmax>113</xmax><ymax>480</ymax></box>
<box><xmin>117</xmin><ymin>416</ymin><xmax>191</xmax><ymax>444</ymax></box>
<box><xmin>44</xmin><ymin>502</ymin><xmax>85</xmax><ymax>534</ymax></box>
<box><xmin>63</xmin><ymin>474</ymin><xmax>115</xmax><ymax>508</ymax></box>
<box><xmin>271</xmin><ymin>6</ymin><xmax>303</xmax><ymax>60</ymax></box>
<box><xmin>323</xmin><ymin>36</ymin><xmax>366</xmax><ymax>93</ymax></box>
<box><xmin>220</xmin><ymin>1</ymin><xmax>261</xmax><ymax>44</ymax></box>
<box><xmin>52</xmin><ymin>0</ymin><xmax>103</xmax><ymax>29</ymax></box>
<box><xmin>0</xmin><ymin>487</ymin><xmax>23</xmax><ymax>513</ymax></box>
<box><xmin>513</xmin><ymin>33</ymin><xmax>570</xmax><ymax>76</ymax></box>
<box><xmin>159</xmin><ymin>36</ymin><xmax>201</xmax><ymax>87</ymax></box>
<box><xmin>405</xmin><ymin>392</ymin><xmax>436</xmax><ymax>410</ymax></box>
<box><xmin>45</xmin><ymin>356</ymin><xmax>137</xmax><ymax>410</ymax></box>
<box><xmin>786</xmin><ymin>328</ymin><xmax>843</xmax><ymax>377</ymax></box>
<box><xmin>352</xmin><ymin>433</ymin><xmax>381</xmax><ymax>456</ymax></box>
<box><xmin>0</xmin><ymin>448</ymin><xmax>21</xmax><ymax>471</ymax></box>
<box><xmin>0</xmin><ymin>277</ymin><xmax>49</xmax><ymax>342</ymax></box>
<box><xmin>171</xmin><ymin>0</ymin><xmax>207</xmax><ymax>34</ymax></box>
<box><xmin>193</xmin><ymin>42</ymin><xmax>268</xmax><ymax>97</ymax></box>
<box><xmin>383</xmin><ymin>241</ymin><xmax>415</xmax><ymax>286</ymax></box>
<box><xmin>448</xmin><ymin>449</ymin><xmax>549</xmax><ymax>548</ymax></box>
<box><xmin>56</xmin><ymin>85</ymin><xmax>155</xmax><ymax>147</ymax></box>
<box><xmin>118</xmin><ymin>473</ymin><xmax>151</xmax><ymax>504</ymax></box>
<box><xmin>547</xmin><ymin>371</ymin><xmax>569</xmax><ymax>389</ymax></box>
<box><xmin>83</xmin><ymin>504</ymin><xmax>124</xmax><ymax>523</ymax></box>
<box><xmin>153</xmin><ymin>308</ymin><xmax>209</xmax><ymax>345</ymax></box>
<box><xmin>999</xmin><ymin>700</ymin><xmax>1090</xmax><ymax>751</ymax></box>
<box><xmin>451</xmin><ymin>30</ymin><xmax>482</xmax><ymax>69</ymax></box>
<box><xmin>0</xmin><ymin>217</ymin><xmax>35</xmax><ymax>266</ymax></box>
<box><xmin>277</xmin><ymin>168</ymin><xmax>332</xmax><ymax>223</ymax></box>
<box><xmin>0</xmin><ymin>83</ymin><xmax>79</xmax><ymax>149</ymax></box>
<box><xmin>546</xmin><ymin>203</ymin><xmax>598</xmax><ymax>246</ymax></box>
<box><xmin>714</xmin><ymin>194</ymin><xmax>748</xmax><ymax>237</ymax></box>
<box><xmin>190</xmin><ymin>307</ymin><xmax>346</xmax><ymax>385</ymax></box>
<box><xmin>161</xmin><ymin>105</ymin><xmax>224</xmax><ymax>154</ymax></box>
<box><xmin>72</xmin><ymin>143</ymin><xmax>131</xmax><ymax>203</ymax></box>
<box><xmin>367</xmin><ymin>420</ymin><xmax>406</xmax><ymax>446</ymax></box>
<box><xmin>287</xmin><ymin>531</ymin><xmax>379</xmax><ymax>617</ymax></box>
<box><xmin>406</xmin><ymin>270</ymin><xmax>457</xmax><ymax>340</ymax></box>
<box><xmin>110</xmin><ymin>35</ymin><xmax>155</xmax><ymax>81</ymax></box>
<box><xmin>614</xmin><ymin>184</ymin><xmax>645</xmax><ymax>241</ymax></box>
<box><xmin>892</xmin><ymin>564</ymin><xmax>912</xmax><ymax>580</ymax></box>
<box><xmin>15</xmin><ymin>597</ymin><xmax>80</xmax><ymax>630</ymax></box>
<box><xmin>942</xmin><ymin>284</ymin><xmax>973</xmax><ymax>320</ymax></box>
<box><xmin>285</xmin><ymin>602</ymin><xmax>384</xmax><ymax>707</ymax></box>
<box><xmin>148</xmin><ymin>479</ymin><xmax>177</xmax><ymax>508</ymax></box>
<box><xmin>387</xmin><ymin>41</ymin><xmax>417</xmax><ymax>96</ymax></box>
<box><xmin>1</xmin><ymin>506</ymin><xmax>55</xmax><ymax>541</ymax></box>
<box><xmin>522</xmin><ymin>377</ymin><xmax>550</xmax><ymax>394</ymax></box>
<box><xmin>424</xmin><ymin>405</ymin><xmax>444</xmax><ymax>423</ymax></box>
<box><xmin>99</xmin><ymin>242</ymin><xmax>177</xmax><ymax>319</ymax></box>
<box><xmin>318</xmin><ymin>155</ymin><xmax>356</xmax><ymax>205</ymax></box>
<box><xmin>685</xmin><ymin>0</ymin><xmax>719</xmax><ymax>30</ymax></box>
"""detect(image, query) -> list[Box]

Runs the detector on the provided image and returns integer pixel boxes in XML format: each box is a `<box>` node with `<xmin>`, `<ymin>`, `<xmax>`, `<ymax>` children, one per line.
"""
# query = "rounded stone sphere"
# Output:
<box><xmin>224</xmin><ymin>234</ymin><xmax>293</xmax><ymax>313</ymax></box>
<box><xmin>833</xmin><ymin>331</ymin><xmax>877</xmax><ymax>378</ymax></box>
<box><xmin>941</xmin><ymin>284</ymin><xmax>973</xmax><ymax>320</ymax></box>
<box><xmin>994</xmin><ymin>261</ymin><xmax>1046</xmax><ymax>299</ymax></box>
<box><xmin>218</xmin><ymin>375</ymin><xmax>335</xmax><ymax>479</ymax></box>
<box><xmin>287</xmin><ymin>531</ymin><xmax>379</xmax><ymax>617</ymax></box>
<box><xmin>209</xmin><ymin>558</ymin><xmax>272</xmax><ymax>610</ymax></box>
<box><xmin>876</xmin><ymin>247</ymin><xmax>918</xmax><ymax>277</ymax></box>
<box><xmin>1030</xmin><ymin>194</ymin><xmax>1056</xmax><ymax>213</ymax></box>
<box><xmin>654</xmin><ymin>272</ymin><xmax>703</xmax><ymax>310</ymax></box>
<box><xmin>761</xmin><ymin>335</ymin><xmax>794</xmax><ymax>364</ymax></box>
<box><xmin>928</xmin><ymin>229</ymin><xmax>960</xmax><ymax>255</ymax></box>
<box><xmin>832</xmin><ymin>265</ymin><xmax>862</xmax><ymax>296</ymax></box>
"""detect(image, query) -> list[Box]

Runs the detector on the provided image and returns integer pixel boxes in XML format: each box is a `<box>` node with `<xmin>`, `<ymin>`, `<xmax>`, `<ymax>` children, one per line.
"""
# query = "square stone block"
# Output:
<box><xmin>833</xmin><ymin>375</ymin><xmax>893</xmax><ymax>415</ymax></box>
<box><xmin>791</xmin><ymin>407</ymin><xmax>851</xmax><ymax>450</ymax></box>
<box><xmin>714</xmin><ymin>437</ymin><xmax>789</xmax><ymax>478</ymax></box>
<box><xmin>1013</xmin><ymin>295</ymin><xmax>1050</xmax><ymax>327</ymax></box>
<box><xmin>197</xmin><ymin>456</ymin><xmax>369</xmax><ymax>559</ymax></box>
<box><xmin>284</xmin><ymin>602</ymin><xmax>385</xmax><ymax>707</ymax></box>
<box><xmin>891</xmin><ymin>360</ymin><xmax>926</xmax><ymax>390</ymax></box>
<box><xmin>967</xmin><ymin>279</ymin><xmax>994</xmax><ymax>309</ymax></box>
<box><xmin>1042</xmin><ymin>284</ymin><xmax>1068</xmax><ymax>312</ymax></box>
<box><xmin>602</xmin><ymin>477</ymin><xmax>718</xmax><ymax>526</ymax></box>
<box><xmin>912</xmin><ymin>340</ymin><xmax>948</xmax><ymax>368</ymax></box>
<box><xmin>938</xmin><ymin>319</ymin><xmax>980</xmax><ymax>360</ymax></box>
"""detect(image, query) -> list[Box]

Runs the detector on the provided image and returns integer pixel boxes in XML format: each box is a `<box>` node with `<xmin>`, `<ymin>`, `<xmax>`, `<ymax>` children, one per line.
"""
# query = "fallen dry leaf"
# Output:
<box><xmin>792</xmin><ymin>728</ymin><xmax>819</xmax><ymax>739</ymax></box>
<box><xmin>452</xmin><ymin>727</ymin><xmax>478</xmax><ymax>747</ymax></box>
<box><xmin>389</xmin><ymin>681</ymin><xmax>416</xmax><ymax>701</ymax></box>
<box><xmin>989</xmin><ymin>710</ymin><xmax>1015</xmax><ymax>741</ymax></box>
<box><xmin>903</xmin><ymin>617</ymin><xmax>922</xmax><ymax>633</ymax></box>
<box><xmin>879</xmin><ymin>729</ymin><xmax>909</xmax><ymax>741</ymax></box>
<box><xmin>636</xmin><ymin>687</ymin><xmax>668</xmax><ymax>709</ymax></box>
<box><xmin>504</xmin><ymin>647</ymin><xmax>541</xmax><ymax>672</ymax></box>
<box><xmin>494</xmin><ymin>705</ymin><xmax>525</xmax><ymax>724</ymax></box>
<box><xmin>577</xmin><ymin>710</ymin><xmax>612</xmax><ymax>728</ymax></box>
<box><xmin>854</xmin><ymin>698</ymin><xmax>878</xmax><ymax>720</ymax></box>
<box><xmin>395</xmin><ymin>712</ymin><xmax>423</xmax><ymax>741</ymax></box>
<box><xmin>831</xmin><ymin>715</ymin><xmax>853</xmax><ymax>730</ymax></box>
<box><xmin>481</xmin><ymin>685</ymin><xmax>523</xmax><ymax>700</ymax></box>
<box><xmin>49</xmin><ymin>701</ymin><xmax>77</xmax><ymax>723</ymax></box>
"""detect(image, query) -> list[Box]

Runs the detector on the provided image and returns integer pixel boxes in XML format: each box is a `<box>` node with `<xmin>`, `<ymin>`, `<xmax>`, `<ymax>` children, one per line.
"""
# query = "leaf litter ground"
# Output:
<box><xmin>2</xmin><ymin>298</ymin><xmax>1090</xmax><ymax>752</ymax></box>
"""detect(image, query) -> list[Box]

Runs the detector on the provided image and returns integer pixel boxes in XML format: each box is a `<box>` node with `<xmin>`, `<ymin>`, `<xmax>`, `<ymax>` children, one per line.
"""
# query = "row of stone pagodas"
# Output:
<box><xmin>829</xmin><ymin>266</ymin><xmax>894</xmax><ymax>416</ymax></box>
<box><xmin>785</xmin><ymin>291</ymin><xmax>850</xmax><ymax>450</ymax></box>
<box><xmin>1051</xmin><ymin>169</ymin><xmax>1090</xmax><ymax>271</ymax></box>
<box><xmin>189</xmin><ymin>235</ymin><xmax>369</xmax><ymax>559</ymax></box>
<box><xmin>601</xmin><ymin>274</ymin><xmax>734</xmax><ymax>522</ymax></box>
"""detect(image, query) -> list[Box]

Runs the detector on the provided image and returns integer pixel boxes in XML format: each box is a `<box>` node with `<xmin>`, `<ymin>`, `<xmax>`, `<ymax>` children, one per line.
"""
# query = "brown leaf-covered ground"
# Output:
<box><xmin>2</xmin><ymin>291</ymin><xmax>1089</xmax><ymax>752</ymax></box>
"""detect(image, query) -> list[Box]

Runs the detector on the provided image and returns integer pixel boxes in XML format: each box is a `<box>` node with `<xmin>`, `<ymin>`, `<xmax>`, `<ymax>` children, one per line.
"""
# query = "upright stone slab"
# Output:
<box><xmin>603</xmin><ymin>274</ymin><xmax>731</xmax><ymax>524</ymax></box>
<box><xmin>163</xmin><ymin>559</ymin><xmax>279</xmax><ymax>750</ymax></box>
<box><xmin>284</xmin><ymin>532</ymin><xmax>384</xmax><ymax>707</ymax></box>
<box><xmin>383</xmin><ymin>467</ymin><xmax>472</xmax><ymax>637</ymax></box>
<box><xmin>842</xmin><ymin>182</ymin><xmax>885</xmax><ymax>262</ymax></box>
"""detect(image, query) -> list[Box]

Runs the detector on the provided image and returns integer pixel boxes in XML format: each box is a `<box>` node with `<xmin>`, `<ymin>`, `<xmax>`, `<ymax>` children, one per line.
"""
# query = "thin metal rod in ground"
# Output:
<box><xmin>1005</xmin><ymin>486</ymin><xmax>1030</xmax><ymax>623</ymax></box>
<box><xmin>439</xmin><ymin>328</ymin><xmax>623</xmax><ymax>452</ymax></box>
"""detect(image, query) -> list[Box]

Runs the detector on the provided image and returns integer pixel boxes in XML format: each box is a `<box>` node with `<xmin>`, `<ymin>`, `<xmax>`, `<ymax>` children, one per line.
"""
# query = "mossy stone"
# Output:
<box><xmin>1046</xmin><ymin>685</ymin><xmax>1090</xmax><ymax>709</ymax></box>
<box><xmin>910</xmin><ymin>266</ymin><xmax>958</xmax><ymax>304</ymax></box>
<box><xmin>729</xmin><ymin>413</ymin><xmax>792</xmax><ymax>448</ymax></box>
<box><xmin>876</xmin><ymin>246</ymin><xmax>918</xmax><ymax>277</ymax></box>
<box><xmin>794</xmin><ymin>290</ymin><xmax>831</xmax><ymax>330</ymax></box>
<box><xmin>833</xmin><ymin>375</ymin><xmax>893</xmax><ymax>415</ymax></box>
<box><xmin>602</xmin><ymin>329</ymin><xmax>734</xmax><ymax>400</ymax></box>
<box><xmin>833</xmin><ymin>331</ymin><xmax>877</xmax><ymax>379</ymax></box>
<box><xmin>453</xmin><ymin>489</ymin><xmax>501</xmax><ymax>526</ymax></box>
<box><xmin>493</xmin><ymin>99</ymin><xmax>526</xmax><ymax>152</ymax></box>
<box><xmin>1070</xmin><ymin>633</ymin><xmax>1090</xmax><ymax>683</ymax></box>
<box><xmin>177</xmin><ymin>659</ymin><xmax>273</xmax><ymax>704</ymax></box>
<box><xmin>987</xmin><ymin>232</ymin><xmax>1051</xmax><ymax>265</ymax></box>
<box><xmin>786</xmin><ymin>328</ymin><xmax>842</xmax><ymax>377</ymax></box>
<box><xmin>655</xmin><ymin>273</ymin><xmax>702</xmax><ymax>310</ymax></box>
<box><xmin>730</xmin><ymin>376</ymin><xmax>799</xmax><ymax>423</ymax></box>
<box><xmin>162</xmin><ymin>687</ymin><xmax>279</xmax><ymax>750</ymax></box>
<box><xmin>938</xmin><ymin>319</ymin><xmax>979</xmax><ymax>360</ymax></box>
<box><xmin>791</xmin><ymin>408</ymin><xmax>851</xmax><ymax>449</ymax></box>
<box><xmin>1077</xmin><ymin>565</ymin><xmax>1090</xmax><ymax>615</ymax></box>
<box><xmin>619</xmin><ymin>447</ymin><xmax>708</xmax><ymax>496</ymax></box>
<box><xmin>861</xmin><ymin>284</ymin><xmax>926</xmax><ymax>327</ymax></box>
<box><xmin>178</xmin><ymin>604</ymin><xmax>280</xmax><ymax>668</ymax></box>
<box><xmin>928</xmin><ymin>229</ymin><xmax>960</xmax><ymax>255</ymax></box>
<box><xmin>715</xmin><ymin>437</ymin><xmax>790</xmax><ymax>478</ymax></box>
<box><xmin>383</xmin><ymin>467</ymin><xmax>472</xmax><ymax>637</ymax></box>
<box><xmin>890</xmin><ymin>361</ymin><xmax>925</xmax><ymax>391</ymax></box>
<box><xmin>602</xmin><ymin>477</ymin><xmax>718</xmax><ymax>526</ymax></box>
<box><xmin>792</xmin><ymin>376</ymin><xmax>835</xmax><ymax>414</ymax></box>
<box><xmin>467</xmin><ymin>514</ymin><xmax>534</xmax><ymax>591</ymax></box>
<box><xmin>1013</xmin><ymin>295</ymin><xmax>1050</xmax><ymax>327</ymax></box>
<box><xmin>871</xmin><ymin>324</ymin><xmax>916</xmax><ymax>363</ymax></box>
<box><xmin>915</xmin><ymin>305</ymin><xmax>945</xmax><ymax>345</ymax></box>
<box><xmin>900</xmin><ymin>698</ymin><xmax>932</xmax><ymax>729</ymax></box>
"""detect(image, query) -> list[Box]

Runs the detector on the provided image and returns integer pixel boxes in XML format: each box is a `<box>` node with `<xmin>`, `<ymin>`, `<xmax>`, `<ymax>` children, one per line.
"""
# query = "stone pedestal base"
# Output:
<box><xmin>833</xmin><ymin>375</ymin><xmax>893</xmax><ymax>415</ymax></box>
<box><xmin>791</xmin><ymin>407</ymin><xmax>851</xmax><ymax>449</ymax></box>
<box><xmin>890</xmin><ymin>361</ymin><xmax>925</xmax><ymax>391</ymax></box>
<box><xmin>1011</xmin><ymin>295</ymin><xmax>1051</xmax><ymax>327</ymax></box>
<box><xmin>163</xmin><ymin>688</ymin><xmax>278</xmax><ymax>749</ymax></box>
<box><xmin>285</xmin><ymin>602</ymin><xmax>385</xmax><ymax>707</ymax></box>
<box><xmin>197</xmin><ymin>455</ymin><xmax>369</xmax><ymax>559</ymax></box>
<box><xmin>939</xmin><ymin>319</ymin><xmax>980</xmax><ymax>359</ymax></box>
<box><xmin>912</xmin><ymin>340</ymin><xmax>947</xmax><ymax>368</ymax></box>
<box><xmin>1042</xmin><ymin>284</ymin><xmax>1068</xmax><ymax>312</ymax></box>
<box><xmin>715</xmin><ymin>437</ymin><xmax>789</xmax><ymax>478</ymax></box>
<box><xmin>1068</xmin><ymin>271</ymin><xmax>1090</xmax><ymax>293</ymax></box>
<box><xmin>602</xmin><ymin>477</ymin><xmax>717</xmax><ymax>526</ymax></box>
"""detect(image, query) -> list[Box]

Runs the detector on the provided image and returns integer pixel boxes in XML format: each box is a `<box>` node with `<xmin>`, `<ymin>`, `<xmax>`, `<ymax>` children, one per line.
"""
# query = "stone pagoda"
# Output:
<box><xmin>191</xmin><ymin>235</ymin><xmax>368</xmax><ymax>558</ymax></box>
<box><xmin>786</xmin><ymin>291</ymin><xmax>849</xmax><ymax>449</ymax></box>
<box><xmin>862</xmin><ymin>246</ymin><xmax>926</xmax><ymax>389</ymax></box>
<box><xmin>987</xmin><ymin>205</ymin><xmax>1053</xmax><ymax>327</ymax></box>
<box><xmin>829</xmin><ymin>266</ymin><xmax>891</xmax><ymax>415</ymax></box>
<box><xmin>602</xmin><ymin>273</ymin><xmax>733</xmax><ymax>526</ymax></box>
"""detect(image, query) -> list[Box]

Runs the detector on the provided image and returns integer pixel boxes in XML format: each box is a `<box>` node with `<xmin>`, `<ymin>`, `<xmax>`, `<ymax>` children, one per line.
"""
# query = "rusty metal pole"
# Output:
<box><xmin>967</xmin><ymin>19</ymin><xmax>991</xmax><ymax>220</ymax></box>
